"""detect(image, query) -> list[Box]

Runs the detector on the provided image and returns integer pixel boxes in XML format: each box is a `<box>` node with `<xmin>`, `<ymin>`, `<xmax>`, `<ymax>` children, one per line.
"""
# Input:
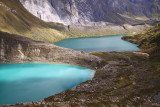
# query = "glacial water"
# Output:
<box><xmin>55</xmin><ymin>35</ymin><xmax>139</xmax><ymax>52</ymax></box>
<box><xmin>0</xmin><ymin>63</ymin><xmax>94</xmax><ymax>105</ymax></box>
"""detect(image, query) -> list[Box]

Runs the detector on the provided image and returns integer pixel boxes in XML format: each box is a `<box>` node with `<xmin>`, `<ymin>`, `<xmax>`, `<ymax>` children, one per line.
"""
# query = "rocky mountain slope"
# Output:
<box><xmin>122</xmin><ymin>23</ymin><xmax>160</xmax><ymax>57</ymax></box>
<box><xmin>20</xmin><ymin>0</ymin><xmax>160</xmax><ymax>25</ymax></box>
<box><xmin>0</xmin><ymin>0</ymin><xmax>78</xmax><ymax>43</ymax></box>
<box><xmin>0</xmin><ymin>0</ymin><xmax>69</xmax><ymax>43</ymax></box>
<box><xmin>0</xmin><ymin>0</ymin><xmax>150</xmax><ymax>43</ymax></box>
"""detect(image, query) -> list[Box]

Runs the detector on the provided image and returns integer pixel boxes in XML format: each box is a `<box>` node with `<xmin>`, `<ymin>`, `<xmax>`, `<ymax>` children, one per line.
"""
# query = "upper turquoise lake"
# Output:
<box><xmin>0</xmin><ymin>63</ymin><xmax>94</xmax><ymax>105</ymax></box>
<box><xmin>55</xmin><ymin>35</ymin><xmax>139</xmax><ymax>52</ymax></box>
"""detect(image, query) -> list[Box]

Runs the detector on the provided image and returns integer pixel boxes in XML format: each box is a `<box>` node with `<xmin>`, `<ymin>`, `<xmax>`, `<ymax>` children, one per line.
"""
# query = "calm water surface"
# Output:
<box><xmin>0</xmin><ymin>63</ymin><xmax>94</xmax><ymax>105</ymax></box>
<box><xmin>55</xmin><ymin>35</ymin><xmax>139</xmax><ymax>52</ymax></box>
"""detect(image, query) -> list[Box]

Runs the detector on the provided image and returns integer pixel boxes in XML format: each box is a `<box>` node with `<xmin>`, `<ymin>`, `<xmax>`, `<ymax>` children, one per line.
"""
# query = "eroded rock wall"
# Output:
<box><xmin>0</xmin><ymin>31</ymin><xmax>104</xmax><ymax>68</ymax></box>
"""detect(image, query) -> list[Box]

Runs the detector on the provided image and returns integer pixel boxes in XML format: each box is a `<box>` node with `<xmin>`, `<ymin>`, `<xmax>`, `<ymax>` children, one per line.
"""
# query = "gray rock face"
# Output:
<box><xmin>0</xmin><ymin>31</ymin><xmax>104</xmax><ymax>69</ymax></box>
<box><xmin>19</xmin><ymin>0</ymin><xmax>160</xmax><ymax>25</ymax></box>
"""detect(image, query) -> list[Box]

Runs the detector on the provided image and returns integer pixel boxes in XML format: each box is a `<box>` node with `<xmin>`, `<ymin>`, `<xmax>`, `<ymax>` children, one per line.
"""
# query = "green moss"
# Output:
<box><xmin>122</xmin><ymin>23</ymin><xmax>160</xmax><ymax>56</ymax></box>
<box><xmin>150</xmin><ymin>31</ymin><xmax>160</xmax><ymax>45</ymax></box>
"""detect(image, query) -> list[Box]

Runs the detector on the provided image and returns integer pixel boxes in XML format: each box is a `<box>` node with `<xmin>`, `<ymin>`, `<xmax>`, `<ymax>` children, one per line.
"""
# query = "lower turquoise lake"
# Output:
<box><xmin>0</xmin><ymin>63</ymin><xmax>94</xmax><ymax>105</ymax></box>
<box><xmin>55</xmin><ymin>35</ymin><xmax>139</xmax><ymax>52</ymax></box>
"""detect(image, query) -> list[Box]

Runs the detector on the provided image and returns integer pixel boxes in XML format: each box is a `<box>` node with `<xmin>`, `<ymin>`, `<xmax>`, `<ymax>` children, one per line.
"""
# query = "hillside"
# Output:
<box><xmin>122</xmin><ymin>23</ymin><xmax>160</xmax><ymax>56</ymax></box>
<box><xmin>0</xmin><ymin>30</ymin><xmax>103</xmax><ymax>67</ymax></box>
<box><xmin>0</xmin><ymin>0</ymin><xmax>151</xmax><ymax>43</ymax></box>
<box><xmin>0</xmin><ymin>0</ymin><xmax>67</xmax><ymax>43</ymax></box>
<box><xmin>20</xmin><ymin>0</ymin><xmax>160</xmax><ymax>25</ymax></box>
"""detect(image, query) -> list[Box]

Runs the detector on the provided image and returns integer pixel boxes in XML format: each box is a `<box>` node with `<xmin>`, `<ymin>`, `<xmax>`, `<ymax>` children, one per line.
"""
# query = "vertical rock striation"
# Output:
<box><xmin>20</xmin><ymin>0</ymin><xmax>160</xmax><ymax>25</ymax></box>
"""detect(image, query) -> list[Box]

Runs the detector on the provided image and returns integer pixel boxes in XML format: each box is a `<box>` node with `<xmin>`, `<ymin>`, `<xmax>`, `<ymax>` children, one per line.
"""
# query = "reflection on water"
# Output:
<box><xmin>0</xmin><ymin>63</ymin><xmax>94</xmax><ymax>105</ymax></box>
<box><xmin>55</xmin><ymin>35</ymin><xmax>139</xmax><ymax>52</ymax></box>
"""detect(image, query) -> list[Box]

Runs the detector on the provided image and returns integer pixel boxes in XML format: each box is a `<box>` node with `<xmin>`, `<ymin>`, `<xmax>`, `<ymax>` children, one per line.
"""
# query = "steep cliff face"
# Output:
<box><xmin>20</xmin><ymin>0</ymin><xmax>160</xmax><ymax>25</ymax></box>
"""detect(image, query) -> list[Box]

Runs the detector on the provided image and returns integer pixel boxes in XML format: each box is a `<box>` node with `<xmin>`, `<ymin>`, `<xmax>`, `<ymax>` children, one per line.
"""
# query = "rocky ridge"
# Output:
<box><xmin>0</xmin><ymin>31</ymin><xmax>104</xmax><ymax>69</ymax></box>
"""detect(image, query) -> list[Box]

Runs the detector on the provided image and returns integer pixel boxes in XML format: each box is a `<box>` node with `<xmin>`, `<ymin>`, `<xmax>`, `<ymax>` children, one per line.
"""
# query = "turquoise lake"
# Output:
<box><xmin>0</xmin><ymin>63</ymin><xmax>94</xmax><ymax>105</ymax></box>
<box><xmin>55</xmin><ymin>35</ymin><xmax>139</xmax><ymax>52</ymax></box>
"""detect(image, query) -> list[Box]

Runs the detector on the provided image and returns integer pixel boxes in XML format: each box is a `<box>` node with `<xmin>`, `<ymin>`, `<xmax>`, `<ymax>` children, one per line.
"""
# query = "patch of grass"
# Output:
<box><xmin>150</xmin><ymin>31</ymin><xmax>160</xmax><ymax>45</ymax></box>
<box><xmin>123</xmin><ymin>22</ymin><xmax>160</xmax><ymax>56</ymax></box>
<box><xmin>0</xmin><ymin>0</ymin><xmax>70</xmax><ymax>43</ymax></box>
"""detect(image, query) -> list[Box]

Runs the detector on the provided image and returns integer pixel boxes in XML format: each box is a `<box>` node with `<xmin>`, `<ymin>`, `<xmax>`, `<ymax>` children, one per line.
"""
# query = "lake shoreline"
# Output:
<box><xmin>0</xmin><ymin>63</ymin><xmax>95</xmax><ymax>105</ymax></box>
<box><xmin>55</xmin><ymin>34</ymin><xmax>139</xmax><ymax>53</ymax></box>
<box><xmin>1</xmin><ymin>32</ymin><xmax>160</xmax><ymax>106</ymax></box>
<box><xmin>2</xmin><ymin>52</ymin><xmax>160</xmax><ymax>107</ymax></box>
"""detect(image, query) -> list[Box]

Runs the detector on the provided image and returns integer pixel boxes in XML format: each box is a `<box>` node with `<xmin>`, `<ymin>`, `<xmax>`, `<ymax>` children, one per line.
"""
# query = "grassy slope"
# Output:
<box><xmin>122</xmin><ymin>23</ymin><xmax>160</xmax><ymax>56</ymax></box>
<box><xmin>0</xmin><ymin>0</ymin><xmax>68</xmax><ymax>43</ymax></box>
<box><xmin>0</xmin><ymin>0</ymin><xmax>150</xmax><ymax>44</ymax></box>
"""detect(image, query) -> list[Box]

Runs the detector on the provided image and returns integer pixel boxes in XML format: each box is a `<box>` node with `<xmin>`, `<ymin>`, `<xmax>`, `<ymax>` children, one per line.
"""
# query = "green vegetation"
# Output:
<box><xmin>0</xmin><ymin>0</ymin><xmax>129</xmax><ymax>43</ymax></box>
<box><xmin>122</xmin><ymin>23</ymin><xmax>160</xmax><ymax>56</ymax></box>
<box><xmin>0</xmin><ymin>0</ymin><xmax>68</xmax><ymax>43</ymax></box>
<box><xmin>0</xmin><ymin>0</ymin><xmax>149</xmax><ymax>43</ymax></box>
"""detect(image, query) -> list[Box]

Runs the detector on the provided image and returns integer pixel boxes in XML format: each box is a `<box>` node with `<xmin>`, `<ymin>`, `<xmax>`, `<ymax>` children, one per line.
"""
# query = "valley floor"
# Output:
<box><xmin>2</xmin><ymin>52</ymin><xmax>160</xmax><ymax>107</ymax></box>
